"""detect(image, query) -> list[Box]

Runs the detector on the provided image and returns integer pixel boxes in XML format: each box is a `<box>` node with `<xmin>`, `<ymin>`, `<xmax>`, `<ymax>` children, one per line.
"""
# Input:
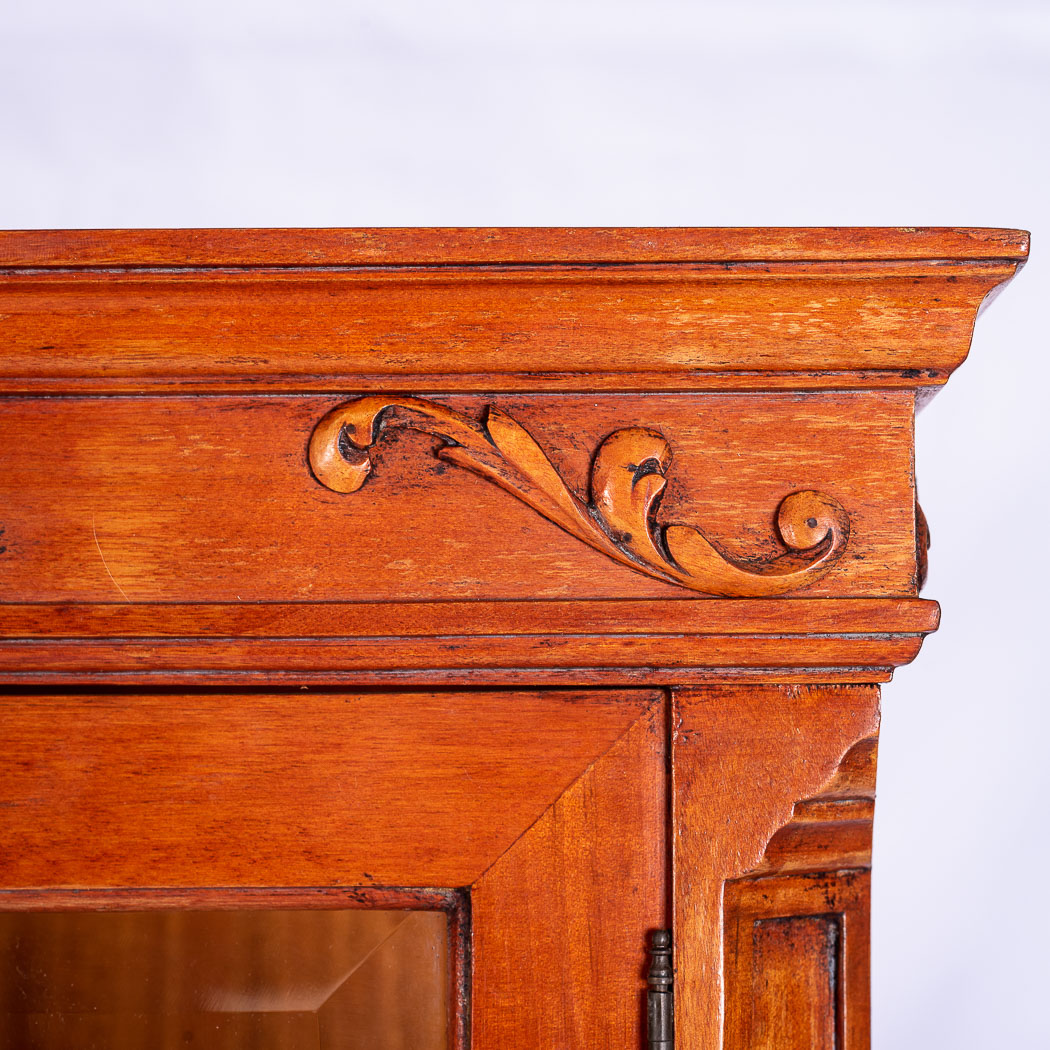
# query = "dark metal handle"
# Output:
<box><xmin>647</xmin><ymin>929</ymin><xmax>673</xmax><ymax>1049</ymax></box>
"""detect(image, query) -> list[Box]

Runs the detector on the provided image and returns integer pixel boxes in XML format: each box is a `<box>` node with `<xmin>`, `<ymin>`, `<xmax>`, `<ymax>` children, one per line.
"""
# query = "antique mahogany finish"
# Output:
<box><xmin>0</xmin><ymin>227</ymin><xmax>1027</xmax><ymax>1048</ymax></box>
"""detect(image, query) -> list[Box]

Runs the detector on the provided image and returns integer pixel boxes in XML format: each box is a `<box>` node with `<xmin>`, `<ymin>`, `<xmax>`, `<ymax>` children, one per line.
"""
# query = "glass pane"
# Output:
<box><xmin>0</xmin><ymin>908</ymin><xmax>449</xmax><ymax>1050</ymax></box>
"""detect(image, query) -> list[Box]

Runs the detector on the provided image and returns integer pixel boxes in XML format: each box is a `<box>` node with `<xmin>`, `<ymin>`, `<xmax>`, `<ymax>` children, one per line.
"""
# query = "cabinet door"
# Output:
<box><xmin>0</xmin><ymin>688</ymin><xmax>667</xmax><ymax>1049</ymax></box>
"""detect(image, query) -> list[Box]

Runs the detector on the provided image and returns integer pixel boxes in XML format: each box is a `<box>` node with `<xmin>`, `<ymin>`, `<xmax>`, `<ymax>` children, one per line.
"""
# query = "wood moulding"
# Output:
<box><xmin>717</xmin><ymin>732</ymin><xmax>879</xmax><ymax>1048</ymax></box>
<box><xmin>309</xmin><ymin>395</ymin><xmax>851</xmax><ymax>598</ymax></box>
<box><xmin>745</xmin><ymin>735</ymin><xmax>877</xmax><ymax>877</ymax></box>
<box><xmin>0</xmin><ymin>226</ymin><xmax>1029</xmax><ymax>266</ymax></box>
<box><xmin>0</xmin><ymin>598</ymin><xmax>940</xmax><ymax>686</ymax></box>
<box><xmin>0</xmin><ymin>227</ymin><xmax>1026</xmax><ymax>396</ymax></box>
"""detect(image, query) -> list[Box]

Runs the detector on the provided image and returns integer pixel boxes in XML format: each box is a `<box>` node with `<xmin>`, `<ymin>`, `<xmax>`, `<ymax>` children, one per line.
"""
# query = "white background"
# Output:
<box><xmin>2</xmin><ymin>1</ymin><xmax>1047</xmax><ymax>1045</ymax></box>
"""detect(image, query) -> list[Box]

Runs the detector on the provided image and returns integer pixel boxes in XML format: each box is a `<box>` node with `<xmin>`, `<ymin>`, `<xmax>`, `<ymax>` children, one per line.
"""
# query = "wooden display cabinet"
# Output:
<box><xmin>0</xmin><ymin>227</ymin><xmax>1027</xmax><ymax>1048</ymax></box>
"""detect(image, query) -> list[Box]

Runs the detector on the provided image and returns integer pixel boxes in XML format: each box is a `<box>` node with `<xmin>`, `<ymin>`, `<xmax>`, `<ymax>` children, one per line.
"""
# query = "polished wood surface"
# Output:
<box><xmin>0</xmin><ymin>228</ymin><xmax>1025</xmax><ymax>395</ymax></box>
<box><xmin>724</xmin><ymin>873</ymin><xmax>871</xmax><ymax>1050</ymax></box>
<box><xmin>0</xmin><ymin>689</ymin><xmax>657</xmax><ymax>888</ymax></box>
<box><xmin>672</xmin><ymin>684</ymin><xmax>880</xmax><ymax>1049</ymax></box>
<box><xmin>0</xmin><ymin>690</ymin><xmax>665</xmax><ymax>1049</ymax></box>
<box><xmin>0</xmin><ymin>268</ymin><xmax>1014</xmax><ymax>396</ymax></box>
<box><xmin>0</xmin><ymin>227</ymin><xmax>1027</xmax><ymax>1048</ymax></box>
<box><xmin>309</xmin><ymin>395</ymin><xmax>850</xmax><ymax>597</ymax></box>
<box><xmin>0</xmin><ymin>225</ymin><xmax>1029</xmax><ymax>265</ymax></box>
<box><xmin>0</xmin><ymin>392</ymin><xmax>917</xmax><ymax>610</ymax></box>
<box><xmin>0</xmin><ymin>597</ymin><xmax>937</xmax><ymax>687</ymax></box>
<box><xmin>473</xmin><ymin>699</ymin><xmax>667</xmax><ymax>1050</ymax></box>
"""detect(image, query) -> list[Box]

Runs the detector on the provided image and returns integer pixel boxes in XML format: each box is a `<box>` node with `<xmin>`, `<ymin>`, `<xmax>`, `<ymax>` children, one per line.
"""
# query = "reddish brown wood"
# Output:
<box><xmin>0</xmin><ymin>597</ymin><xmax>940</xmax><ymax>637</ymax></box>
<box><xmin>0</xmin><ymin>227</ymin><xmax>1029</xmax><ymax>1048</ymax></box>
<box><xmin>672</xmin><ymin>684</ymin><xmax>880</xmax><ymax>1050</ymax></box>
<box><xmin>309</xmin><ymin>396</ymin><xmax>851</xmax><ymax>597</ymax></box>
<box><xmin>0</xmin><ymin>634</ymin><xmax>925</xmax><ymax>676</ymax></box>
<box><xmin>717</xmin><ymin>734</ymin><xmax>878</xmax><ymax>1049</ymax></box>
<box><xmin>0</xmin><ymin>225</ymin><xmax>1027</xmax><ymax>266</ymax></box>
<box><xmin>0</xmin><ymin>689</ymin><xmax>657</xmax><ymax>888</ymax></box>
<box><xmin>0</xmin><ymin>393</ymin><xmax>918</xmax><ymax>605</ymax></box>
<box><xmin>0</xmin><ymin>688</ymin><xmax>665</xmax><ymax>1049</ymax></box>
<box><xmin>0</xmin><ymin>597</ymin><xmax>937</xmax><ymax>686</ymax></box>
<box><xmin>0</xmin><ymin>267</ymin><xmax>1015</xmax><ymax>395</ymax></box>
<box><xmin>752</xmin><ymin>917</ymin><xmax>838</xmax><ymax>1049</ymax></box>
<box><xmin>0</xmin><ymin>667</ymin><xmax>899</xmax><ymax>688</ymax></box>
<box><xmin>724</xmin><ymin>872</ymin><xmax>871</xmax><ymax>1050</ymax></box>
<box><xmin>0</xmin><ymin>887</ymin><xmax>460</xmax><ymax>912</ymax></box>
<box><xmin>472</xmin><ymin>699</ymin><xmax>667</xmax><ymax>1050</ymax></box>
<box><xmin>750</xmin><ymin>736</ymin><xmax>877</xmax><ymax>877</ymax></box>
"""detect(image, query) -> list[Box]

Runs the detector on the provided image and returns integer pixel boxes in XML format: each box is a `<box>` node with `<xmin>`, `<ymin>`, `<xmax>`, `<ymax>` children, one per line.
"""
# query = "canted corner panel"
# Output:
<box><xmin>672</xmin><ymin>684</ymin><xmax>880</xmax><ymax>1050</ymax></box>
<box><xmin>721</xmin><ymin>736</ymin><xmax>877</xmax><ymax>1049</ymax></box>
<box><xmin>471</xmin><ymin>700</ymin><xmax>667</xmax><ymax>1050</ymax></box>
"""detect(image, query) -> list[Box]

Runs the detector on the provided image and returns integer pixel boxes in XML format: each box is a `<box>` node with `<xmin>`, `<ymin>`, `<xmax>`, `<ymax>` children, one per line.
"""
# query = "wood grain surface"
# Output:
<box><xmin>472</xmin><ymin>699</ymin><xmax>667</xmax><ymax>1050</ymax></box>
<box><xmin>0</xmin><ymin>599</ymin><xmax>939</xmax><ymax>687</ymax></box>
<box><xmin>0</xmin><ymin>597</ymin><xmax>940</xmax><ymax>637</ymax></box>
<box><xmin>0</xmin><ymin>266</ymin><xmax>1016</xmax><ymax>394</ymax></box>
<box><xmin>0</xmin><ymin>225</ymin><xmax>1028</xmax><ymax>265</ymax></box>
<box><xmin>0</xmin><ymin>689</ymin><xmax>657</xmax><ymax>888</ymax></box>
<box><xmin>0</xmin><ymin>688</ymin><xmax>665</xmax><ymax>1050</ymax></box>
<box><xmin>0</xmin><ymin>226</ymin><xmax>1028</xmax><ymax>1048</ymax></box>
<box><xmin>308</xmin><ymin>395</ymin><xmax>853</xmax><ymax>598</ymax></box>
<box><xmin>0</xmin><ymin>635</ymin><xmax>926</xmax><ymax>678</ymax></box>
<box><xmin>724</xmin><ymin>872</ymin><xmax>871</xmax><ymax>1050</ymax></box>
<box><xmin>0</xmin><ymin>392</ymin><xmax>917</xmax><ymax>603</ymax></box>
<box><xmin>672</xmin><ymin>684</ymin><xmax>880</xmax><ymax>1050</ymax></box>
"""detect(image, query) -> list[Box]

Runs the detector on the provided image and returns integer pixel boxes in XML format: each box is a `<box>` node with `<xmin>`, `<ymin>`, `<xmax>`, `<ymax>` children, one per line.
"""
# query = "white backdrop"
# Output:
<box><xmin>3</xmin><ymin>1</ymin><xmax>1047</xmax><ymax>1045</ymax></box>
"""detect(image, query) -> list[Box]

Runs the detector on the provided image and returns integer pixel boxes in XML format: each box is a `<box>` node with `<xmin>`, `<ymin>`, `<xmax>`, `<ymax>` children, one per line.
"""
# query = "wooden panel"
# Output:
<box><xmin>471</xmin><ymin>700</ymin><xmax>666</xmax><ymax>1050</ymax></box>
<box><xmin>0</xmin><ymin>689</ymin><xmax>657</xmax><ymax>888</ymax></box>
<box><xmin>750</xmin><ymin>917</ymin><xmax>838</xmax><ymax>1050</ymax></box>
<box><xmin>0</xmin><ymin>391</ymin><xmax>916</xmax><ymax>603</ymax></box>
<box><xmin>0</xmin><ymin>268</ymin><xmax>1013</xmax><ymax>394</ymax></box>
<box><xmin>724</xmin><ymin>872</ymin><xmax>871</xmax><ymax>1050</ymax></box>
<box><xmin>672</xmin><ymin>684</ymin><xmax>880</xmax><ymax>1050</ymax></box>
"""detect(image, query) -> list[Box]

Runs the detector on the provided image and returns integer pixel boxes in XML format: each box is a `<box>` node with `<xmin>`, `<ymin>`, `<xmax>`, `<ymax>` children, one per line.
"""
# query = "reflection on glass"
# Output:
<box><xmin>0</xmin><ymin>908</ymin><xmax>448</xmax><ymax>1050</ymax></box>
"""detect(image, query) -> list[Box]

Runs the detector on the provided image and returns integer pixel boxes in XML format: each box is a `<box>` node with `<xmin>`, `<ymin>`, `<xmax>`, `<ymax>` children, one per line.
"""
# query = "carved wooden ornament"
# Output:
<box><xmin>309</xmin><ymin>396</ymin><xmax>850</xmax><ymax>598</ymax></box>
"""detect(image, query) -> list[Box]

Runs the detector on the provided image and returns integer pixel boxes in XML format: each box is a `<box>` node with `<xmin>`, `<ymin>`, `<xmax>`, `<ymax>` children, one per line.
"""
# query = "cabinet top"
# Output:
<box><xmin>0</xmin><ymin>226</ymin><xmax>1030</xmax><ymax>268</ymax></box>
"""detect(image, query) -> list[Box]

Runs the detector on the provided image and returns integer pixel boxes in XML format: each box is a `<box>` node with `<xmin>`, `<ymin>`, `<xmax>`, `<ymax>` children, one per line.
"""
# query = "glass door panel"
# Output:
<box><xmin>0</xmin><ymin>907</ymin><xmax>449</xmax><ymax>1050</ymax></box>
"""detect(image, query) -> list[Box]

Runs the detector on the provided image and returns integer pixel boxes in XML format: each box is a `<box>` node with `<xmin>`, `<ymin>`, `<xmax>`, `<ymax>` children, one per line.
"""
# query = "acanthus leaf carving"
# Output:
<box><xmin>308</xmin><ymin>396</ymin><xmax>850</xmax><ymax>598</ymax></box>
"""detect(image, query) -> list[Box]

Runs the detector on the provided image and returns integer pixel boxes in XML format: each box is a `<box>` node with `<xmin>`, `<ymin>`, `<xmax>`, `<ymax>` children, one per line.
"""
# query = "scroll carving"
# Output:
<box><xmin>916</xmin><ymin>498</ymin><xmax>931</xmax><ymax>592</ymax></box>
<box><xmin>747</xmin><ymin>735</ymin><xmax>878</xmax><ymax>876</ymax></box>
<box><xmin>308</xmin><ymin>396</ymin><xmax>850</xmax><ymax>598</ymax></box>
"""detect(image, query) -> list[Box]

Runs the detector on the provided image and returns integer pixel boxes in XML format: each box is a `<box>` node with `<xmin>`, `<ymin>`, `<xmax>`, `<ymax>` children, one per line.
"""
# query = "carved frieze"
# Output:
<box><xmin>309</xmin><ymin>396</ymin><xmax>851</xmax><ymax>599</ymax></box>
